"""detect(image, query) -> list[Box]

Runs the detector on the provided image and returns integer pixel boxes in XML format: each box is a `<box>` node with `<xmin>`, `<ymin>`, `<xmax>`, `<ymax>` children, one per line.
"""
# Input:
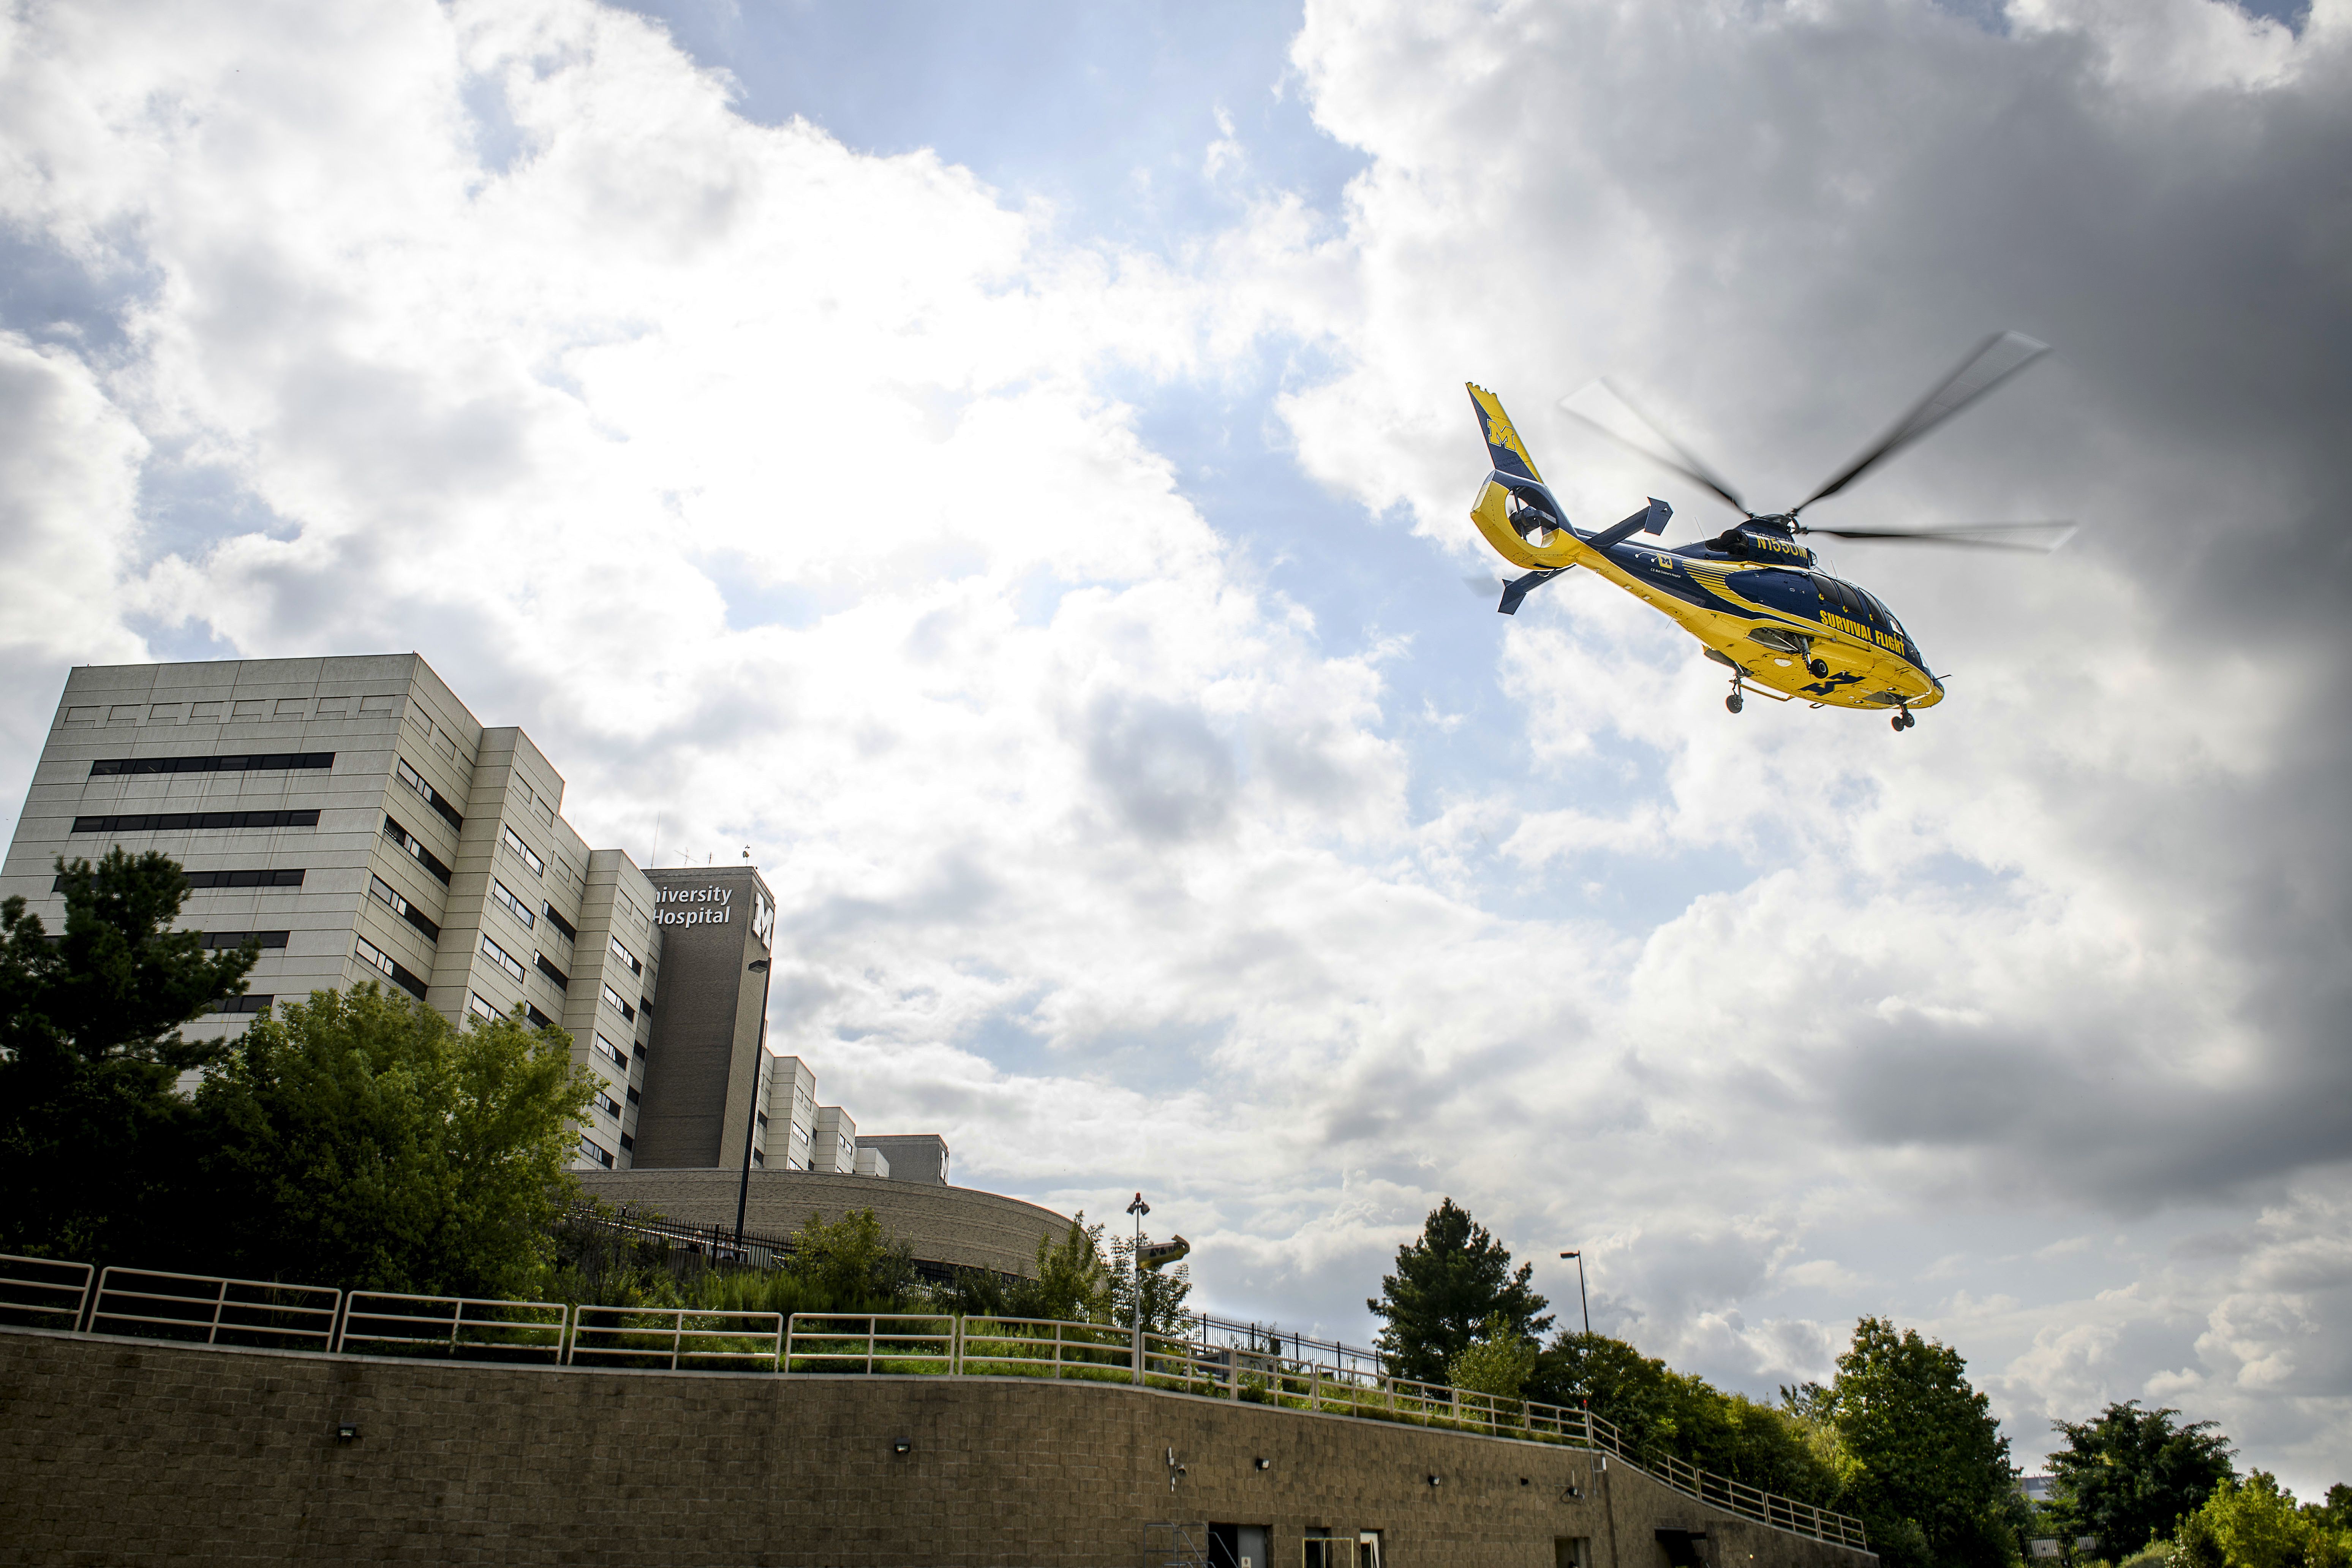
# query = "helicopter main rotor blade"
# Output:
<box><xmin>1559</xmin><ymin>380</ymin><xmax>1754</xmax><ymax>517</ymax></box>
<box><xmin>1793</xmin><ymin>330</ymin><xmax>2050</xmax><ymax>514</ymax></box>
<box><xmin>1800</xmin><ymin>520</ymin><xmax>2077</xmax><ymax>553</ymax></box>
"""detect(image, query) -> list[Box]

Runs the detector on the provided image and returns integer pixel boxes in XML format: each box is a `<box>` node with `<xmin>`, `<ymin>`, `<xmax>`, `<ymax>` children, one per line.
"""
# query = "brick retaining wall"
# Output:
<box><xmin>0</xmin><ymin>1327</ymin><xmax>1877</xmax><ymax>1568</ymax></box>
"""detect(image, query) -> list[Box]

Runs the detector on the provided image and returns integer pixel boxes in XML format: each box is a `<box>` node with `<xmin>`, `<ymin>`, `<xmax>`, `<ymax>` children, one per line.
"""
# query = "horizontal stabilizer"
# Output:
<box><xmin>1498</xmin><ymin>567</ymin><xmax>1568</xmax><ymax>615</ymax></box>
<box><xmin>1583</xmin><ymin>497</ymin><xmax>1673</xmax><ymax>553</ymax></box>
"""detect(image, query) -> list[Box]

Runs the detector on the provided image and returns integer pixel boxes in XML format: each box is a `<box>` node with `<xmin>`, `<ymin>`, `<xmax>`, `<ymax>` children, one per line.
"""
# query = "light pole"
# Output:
<box><xmin>1127</xmin><ymin>1192</ymin><xmax>1150</xmax><ymax>1384</ymax></box>
<box><xmin>1559</xmin><ymin>1250</ymin><xmax>1592</xmax><ymax>1339</ymax></box>
<box><xmin>733</xmin><ymin>956</ymin><xmax>774</xmax><ymax>1248</ymax></box>
<box><xmin>1561</xmin><ymin>1250</ymin><xmax>1593</xmax><ymax>1422</ymax></box>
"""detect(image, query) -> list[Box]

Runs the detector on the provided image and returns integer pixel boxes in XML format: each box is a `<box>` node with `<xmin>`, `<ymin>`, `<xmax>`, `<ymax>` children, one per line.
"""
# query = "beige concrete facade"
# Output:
<box><xmin>0</xmin><ymin>655</ymin><xmax>657</xmax><ymax>1174</ymax></box>
<box><xmin>5</xmin><ymin>654</ymin><xmax>953</xmax><ymax>1189</ymax></box>
<box><xmin>576</xmin><ymin>1166</ymin><xmax>1074</xmax><ymax>1276</ymax></box>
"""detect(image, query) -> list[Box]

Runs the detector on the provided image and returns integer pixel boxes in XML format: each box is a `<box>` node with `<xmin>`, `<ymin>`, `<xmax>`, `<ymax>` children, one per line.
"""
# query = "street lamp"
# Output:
<box><xmin>1127</xmin><ymin>1192</ymin><xmax>1150</xmax><ymax>1383</ymax></box>
<box><xmin>1561</xmin><ymin>1250</ymin><xmax>1593</xmax><ymax>1421</ymax></box>
<box><xmin>734</xmin><ymin>957</ymin><xmax>774</xmax><ymax>1247</ymax></box>
<box><xmin>1559</xmin><ymin>1251</ymin><xmax>1592</xmax><ymax>1338</ymax></box>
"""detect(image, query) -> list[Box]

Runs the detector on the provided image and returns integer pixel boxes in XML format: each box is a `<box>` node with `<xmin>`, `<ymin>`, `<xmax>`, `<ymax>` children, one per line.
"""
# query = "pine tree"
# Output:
<box><xmin>1367</xmin><ymin>1197</ymin><xmax>1551</xmax><ymax>1386</ymax></box>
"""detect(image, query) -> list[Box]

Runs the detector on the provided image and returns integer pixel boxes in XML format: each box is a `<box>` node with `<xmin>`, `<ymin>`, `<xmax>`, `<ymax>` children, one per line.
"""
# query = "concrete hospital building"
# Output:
<box><xmin>0</xmin><ymin>654</ymin><xmax>941</xmax><ymax>1186</ymax></box>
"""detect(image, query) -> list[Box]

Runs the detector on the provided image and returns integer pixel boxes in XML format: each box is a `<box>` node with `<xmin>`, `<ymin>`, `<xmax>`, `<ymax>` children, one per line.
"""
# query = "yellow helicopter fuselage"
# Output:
<box><xmin>1466</xmin><ymin>384</ymin><xmax>1944</xmax><ymax>714</ymax></box>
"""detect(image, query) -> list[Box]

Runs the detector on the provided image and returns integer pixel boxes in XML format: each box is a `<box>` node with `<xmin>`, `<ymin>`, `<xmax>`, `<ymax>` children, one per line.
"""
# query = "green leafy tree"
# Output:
<box><xmin>2045</xmin><ymin>1401</ymin><xmax>2236</xmax><ymax>1554</ymax></box>
<box><xmin>940</xmin><ymin>1212</ymin><xmax>1112</xmax><ymax>1322</ymax></box>
<box><xmin>781</xmin><ymin>1206</ymin><xmax>921</xmax><ymax>1312</ymax></box>
<box><xmin>1368</xmin><ymin>1197</ymin><xmax>1552</xmax><ymax>1385</ymax></box>
<box><xmin>1819</xmin><ymin>1316</ymin><xmax>2019</xmax><ymax>1568</ymax></box>
<box><xmin>2178</xmin><ymin>1473</ymin><xmax>2350</xmax><ymax>1568</ymax></box>
<box><xmin>2303</xmin><ymin>1488</ymin><xmax>2352</xmax><ymax>1536</ymax></box>
<box><xmin>197</xmin><ymin>985</ymin><xmax>594</xmax><ymax>1295</ymax></box>
<box><xmin>0</xmin><ymin>850</ymin><xmax>256</xmax><ymax>1262</ymax></box>
<box><xmin>1527</xmin><ymin>1332</ymin><xmax>1840</xmax><ymax>1504</ymax></box>
<box><xmin>1449</xmin><ymin>1311</ymin><xmax>1540</xmax><ymax>1401</ymax></box>
<box><xmin>1028</xmin><ymin>1213</ymin><xmax>1112</xmax><ymax>1321</ymax></box>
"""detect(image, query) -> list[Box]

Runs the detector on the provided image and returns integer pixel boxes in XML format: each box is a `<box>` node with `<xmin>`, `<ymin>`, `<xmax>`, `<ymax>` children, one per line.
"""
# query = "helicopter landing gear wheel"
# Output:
<box><xmin>1727</xmin><ymin>694</ymin><xmax>1744</xmax><ymax>714</ymax></box>
<box><xmin>1807</xmin><ymin>658</ymin><xmax>1830</xmax><ymax>678</ymax></box>
<box><xmin>1891</xmin><ymin>714</ymin><xmax>1904</xmax><ymax>732</ymax></box>
<box><xmin>1892</xmin><ymin>707</ymin><xmax>1915</xmax><ymax>732</ymax></box>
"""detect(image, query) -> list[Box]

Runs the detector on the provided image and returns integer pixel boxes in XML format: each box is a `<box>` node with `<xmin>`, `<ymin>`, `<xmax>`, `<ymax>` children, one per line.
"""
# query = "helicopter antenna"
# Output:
<box><xmin>1559</xmin><ymin>381</ymin><xmax>1754</xmax><ymax>518</ymax></box>
<box><xmin>1792</xmin><ymin>331</ymin><xmax>2049</xmax><ymax>514</ymax></box>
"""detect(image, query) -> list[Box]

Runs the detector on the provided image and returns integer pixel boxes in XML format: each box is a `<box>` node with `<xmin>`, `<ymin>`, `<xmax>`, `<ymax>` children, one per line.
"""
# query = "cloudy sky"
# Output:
<box><xmin>3</xmin><ymin>0</ymin><xmax>2346</xmax><ymax>1494</ymax></box>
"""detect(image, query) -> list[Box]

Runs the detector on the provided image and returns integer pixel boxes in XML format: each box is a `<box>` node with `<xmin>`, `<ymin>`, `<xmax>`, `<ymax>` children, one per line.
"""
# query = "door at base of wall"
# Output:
<box><xmin>1209</xmin><ymin>1523</ymin><xmax>1271</xmax><ymax>1568</ymax></box>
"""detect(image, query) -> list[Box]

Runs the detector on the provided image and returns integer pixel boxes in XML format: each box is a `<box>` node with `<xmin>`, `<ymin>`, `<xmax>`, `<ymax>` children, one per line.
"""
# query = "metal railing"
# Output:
<box><xmin>955</xmin><ymin>1315</ymin><xmax>1134</xmax><ymax>1381</ymax></box>
<box><xmin>89</xmin><ymin>1267</ymin><xmax>339</xmax><ymax>1350</ymax></box>
<box><xmin>571</xmin><ymin>1306</ymin><xmax>782</xmax><ymax>1370</ymax></box>
<box><xmin>784</xmin><ymin>1313</ymin><xmax>959</xmax><ymax>1374</ymax></box>
<box><xmin>0</xmin><ymin>1248</ymin><xmax>1866</xmax><ymax>1550</ymax></box>
<box><xmin>335</xmin><ymin>1291</ymin><xmax>567</xmax><ymax>1362</ymax></box>
<box><xmin>0</xmin><ymin>1253</ymin><xmax>95</xmax><ymax>1331</ymax></box>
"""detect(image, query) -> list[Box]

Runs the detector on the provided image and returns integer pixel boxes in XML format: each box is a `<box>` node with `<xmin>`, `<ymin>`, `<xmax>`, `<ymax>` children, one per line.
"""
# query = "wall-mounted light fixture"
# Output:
<box><xmin>892</xmin><ymin>1439</ymin><xmax>912</xmax><ymax>1455</ymax></box>
<box><xmin>1255</xmin><ymin>1457</ymin><xmax>1272</xmax><ymax>1472</ymax></box>
<box><xmin>1428</xmin><ymin>1474</ymin><xmax>1443</xmax><ymax>1488</ymax></box>
<box><xmin>335</xmin><ymin>1423</ymin><xmax>358</xmax><ymax>1443</ymax></box>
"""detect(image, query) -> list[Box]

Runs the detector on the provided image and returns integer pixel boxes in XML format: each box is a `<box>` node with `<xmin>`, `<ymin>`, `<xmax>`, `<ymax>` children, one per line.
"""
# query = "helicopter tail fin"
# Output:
<box><xmin>1468</xmin><ymin>383</ymin><xmax>1543</xmax><ymax>482</ymax></box>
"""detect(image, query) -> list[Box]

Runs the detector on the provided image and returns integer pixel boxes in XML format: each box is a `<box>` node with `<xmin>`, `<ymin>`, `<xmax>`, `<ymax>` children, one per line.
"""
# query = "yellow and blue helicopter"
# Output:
<box><xmin>1465</xmin><ymin>331</ymin><xmax>2071</xmax><ymax>730</ymax></box>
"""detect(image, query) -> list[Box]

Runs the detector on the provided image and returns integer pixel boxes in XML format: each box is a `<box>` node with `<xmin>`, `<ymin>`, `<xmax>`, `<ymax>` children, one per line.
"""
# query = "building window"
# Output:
<box><xmin>60</xmin><ymin>867</ymin><xmax>306</xmax><ymax>893</ymax></box>
<box><xmin>489</xmin><ymin>879</ymin><xmax>536</xmax><ymax>929</ymax></box>
<box><xmin>541</xmin><ymin>903</ymin><xmax>578</xmax><ymax>944</ymax></box>
<box><xmin>525</xmin><ymin>1004</ymin><xmax>556</xmax><ymax>1031</ymax></box>
<box><xmin>594</xmin><ymin>1089</ymin><xmax>622</xmax><ymax>1120</ymax></box>
<box><xmin>607</xmin><ymin>934</ymin><xmax>642</xmax><ymax>976</ymax></box>
<box><xmin>618</xmin><ymin>1132</ymin><xmax>634</xmax><ymax>1153</ymax></box>
<box><xmin>533</xmin><ymin>952</ymin><xmax>570</xmax><ymax>991</ymax></box>
<box><xmin>625</xmin><ymin>1084</ymin><xmax>640</xmax><ymax>1105</ymax></box>
<box><xmin>500</xmin><ymin>826</ymin><xmax>545</xmax><ymax>878</ymax></box>
<box><xmin>73</xmin><ymin>809</ymin><xmax>321</xmax><ymax>833</ymax></box>
<box><xmin>467</xmin><ymin>991</ymin><xmax>496</xmax><ymax>1021</ymax></box>
<box><xmin>395</xmin><ymin>756</ymin><xmax>465</xmax><ymax>830</ymax></box>
<box><xmin>202</xmin><ymin>994</ymin><xmax>275</xmax><ymax>1016</ymax></box>
<box><xmin>193</xmin><ymin>930</ymin><xmax>289</xmax><ymax>950</ymax></box>
<box><xmin>479</xmin><ymin>934</ymin><xmax>526</xmax><ymax>985</ymax></box>
<box><xmin>600</xmin><ymin>983</ymin><xmax>635</xmax><ymax>1023</ymax></box>
<box><xmin>354</xmin><ymin>936</ymin><xmax>429</xmax><ymax>1000</ymax></box>
<box><xmin>191</xmin><ymin>868</ymin><xmax>308</xmax><ymax>890</ymax></box>
<box><xmin>88</xmin><ymin>752</ymin><xmax>334</xmax><ymax>777</ymax></box>
<box><xmin>381</xmin><ymin>816</ymin><xmax>453</xmax><ymax>884</ymax></box>
<box><xmin>593</xmin><ymin>1034</ymin><xmax>628</xmax><ymax>1070</ymax></box>
<box><xmin>577</xmin><ymin>1133</ymin><xmax>614</xmax><ymax>1169</ymax></box>
<box><xmin>751</xmin><ymin>1148</ymin><xmax>764</xmax><ymax>1167</ymax></box>
<box><xmin>368</xmin><ymin>875</ymin><xmax>441</xmax><ymax>941</ymax></box>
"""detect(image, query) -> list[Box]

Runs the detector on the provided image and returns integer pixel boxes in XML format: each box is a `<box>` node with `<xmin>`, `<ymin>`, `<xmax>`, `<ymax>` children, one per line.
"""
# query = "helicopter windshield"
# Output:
<box><xmin>1815</xmin><ymin>575</ymin><xmax>1909</xmax><ymax>642</ymax></box>
<box><xmin>1860</xmin><ymin>589</ymin><xmax>1906</xmax><ymax>639</ymax></box>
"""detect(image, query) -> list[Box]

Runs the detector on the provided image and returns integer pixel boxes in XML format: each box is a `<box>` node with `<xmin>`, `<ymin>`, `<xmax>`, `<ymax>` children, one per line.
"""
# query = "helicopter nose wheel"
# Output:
<box><xmin>1807</xmin><ymin>658</ymin><xmax>1830</xmax><ymax>678</ymax></box>
<box><xmin>1891</xmin><ymin>707</ymin><xmax>1915</xmax><ymax>732</ymax></box>
<box><xmin>1726</xmin><ymin>670</ymin><xmax>1746</xmax><ymax>714</ymax></box>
